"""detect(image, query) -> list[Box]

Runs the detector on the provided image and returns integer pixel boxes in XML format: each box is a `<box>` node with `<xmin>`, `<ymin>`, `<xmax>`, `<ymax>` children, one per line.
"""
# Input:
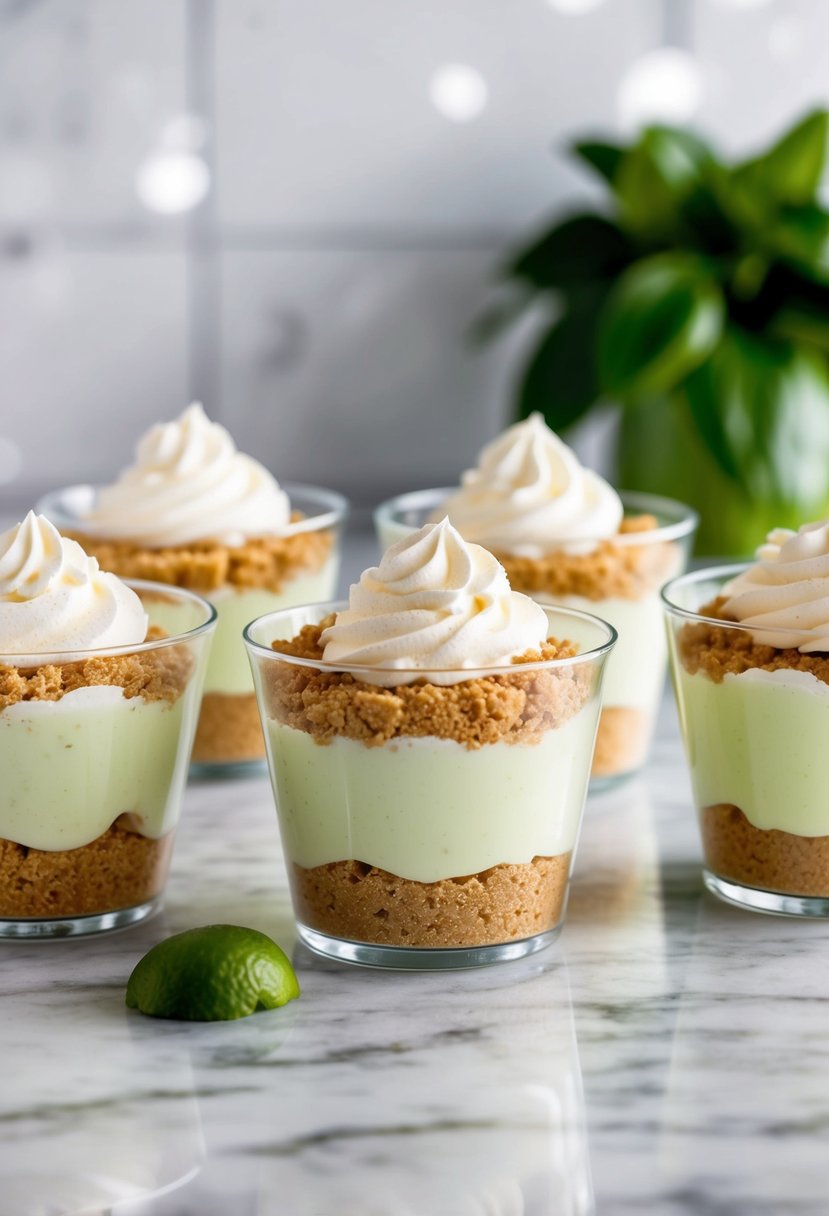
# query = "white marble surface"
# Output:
<box><xmin>4</xmin><ymin>532</ymin><xmax>829</xmax><ymax>1215</ymax></box>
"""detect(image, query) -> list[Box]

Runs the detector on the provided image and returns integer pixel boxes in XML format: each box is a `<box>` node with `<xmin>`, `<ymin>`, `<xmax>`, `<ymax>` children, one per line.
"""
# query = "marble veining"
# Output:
<box><xmin>3</xmin><ymin>540</ymin><xmax>829</xmax><ymax>1213</ymax></box>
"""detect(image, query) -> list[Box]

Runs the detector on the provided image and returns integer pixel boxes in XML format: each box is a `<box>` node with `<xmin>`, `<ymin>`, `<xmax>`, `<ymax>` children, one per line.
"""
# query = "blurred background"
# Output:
<box><xmin>2</xmin><ymin>0</ymin><xmax>827</xmax><ymax>533</ymax></box>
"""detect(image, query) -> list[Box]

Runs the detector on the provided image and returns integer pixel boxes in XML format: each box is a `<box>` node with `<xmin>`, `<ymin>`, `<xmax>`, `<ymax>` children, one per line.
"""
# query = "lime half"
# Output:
<box><xmin>126</xmin><ymin>924</ymin><xmax>300</xmax><ymax>1022</ymax></box>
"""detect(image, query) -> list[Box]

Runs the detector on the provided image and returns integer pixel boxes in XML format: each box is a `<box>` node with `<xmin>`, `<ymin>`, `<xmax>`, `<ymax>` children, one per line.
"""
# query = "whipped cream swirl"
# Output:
<box><xmin>723</xmin><ymin>521</ymin><xmax>829</xmax><ymax>652</ymax></box>
<box><xmin>0</xmin><ymin>513</ymin><xmax>148</xmax><ymax>657</ymax></box>
<box><xmin>321</xmin><ymin>517</ymin><xmax>549</xmax><ymax>685</ymax></box>
<box><xmin>81</xmin><ymin>403</ymin><xmax>291</xmax><ymax>547</ymax></box>
<box><xmin>437</xmin><ymin>413</ymin><xmax>623</xmax><ymax>558</ymax></box>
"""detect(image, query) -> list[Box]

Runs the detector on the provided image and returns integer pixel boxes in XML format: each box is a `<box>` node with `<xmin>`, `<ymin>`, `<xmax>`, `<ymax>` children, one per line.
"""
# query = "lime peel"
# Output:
<box><xmin>126</xmin><ymin>924</ymin><xmax>300</xmax><ymax>1022</ymax></box>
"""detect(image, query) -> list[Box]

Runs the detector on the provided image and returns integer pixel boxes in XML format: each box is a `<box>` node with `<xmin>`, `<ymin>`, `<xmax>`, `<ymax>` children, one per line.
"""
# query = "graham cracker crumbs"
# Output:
<box><xmin>191</xmin><ymin>691</ymin><xmax>265</xmax><ymax>764</ymax></box>
<box><xmin>266</xmin><ymin>618</ymin><xmax>591</xmax><ymax>749</ymax></box>
<box><xmin>500</xmin><ymin>513</ymin><xmax>678</xmax><ymax>601</ymax></box>
<box><xmin>0</xmin><ymin>627</ymin><xmax>192</xmax><ymax>712</ymax></box>
<box><xmin>291</xmin><ymin>854</ymin><xmax>571</xmax><ymax>947</ymax></box>
<box><xmin>701</xmin><ymin>804</ymin><xmax>829</xmax><ymax>897</ymax></box>
<box><xmin>679</xmin><ymin>597</ymin><xmax>829</xmax><ymax>686</ymax></box>
<box><xmin>591</xmin><ymin>706</ymin><xmax>652</xmax><ymax>779</ymax></box>
<box><xmin>69</xmin><ymin>513</ymin><xmax>333</xmax><ymax>593</ymax></box>
<box><xmin>0</xmin><ymin>819</ymin><xmax>174</xmax><ymax>918</ymax></box>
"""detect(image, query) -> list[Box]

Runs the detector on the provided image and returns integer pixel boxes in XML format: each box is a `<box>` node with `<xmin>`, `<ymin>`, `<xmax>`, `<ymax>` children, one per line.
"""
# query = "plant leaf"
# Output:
<box><xmin>734</xmin><ymin>108</ymin><xmax>829</xmax><ymax>208</ymax></box>
<box><xmin>516</xmin><ymin>288</ymin><xmax>606</xmax><ymax>431</ymax></box>
<box><xmin>507</xmin><ymin>214</ymin><xmax>633</xmax><ymax>290</ymax></box>
<box><xmin>571</xmin><ymin>139</ymin><xmax>625</xmax><ymax>187</ymax></box>
<box><xmin>615</xmin><ymin>125</ymin><xmax>715</xmax><ymax>242</ymax></box>
<box><xmin>468</xmin><ymin>286</ymin><xmax>535</xmax><ymax>345</ymax></box>
<box><xmin>683</xmin><ymin>328</ymin><xmax>829</xmax><ymax>511</ymax></box>
<box><xmin>598</xmin><ymin>253</ymin><xmax>724</xmax><ymax>399</ymax></box>
<box><xmin>763</xmin><ymin>204</ymin><xmax>829</xmax><ymax>283</ymax></box>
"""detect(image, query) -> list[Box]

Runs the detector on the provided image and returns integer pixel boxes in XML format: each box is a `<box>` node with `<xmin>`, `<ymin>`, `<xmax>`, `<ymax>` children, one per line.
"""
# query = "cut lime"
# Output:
<box><xmin>126</xmin><ymin>924</ymin><xmax>300</xmax><ymax>1022</ymax></box>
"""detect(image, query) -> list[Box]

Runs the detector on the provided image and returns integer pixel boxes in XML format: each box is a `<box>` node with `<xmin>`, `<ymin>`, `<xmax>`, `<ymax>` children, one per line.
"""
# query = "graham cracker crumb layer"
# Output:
<box><xmin>500</xmin><ymin>514</ymin><xmax>679</xmax><ymax>601</ymax></box>
<box><xmin>679</xmin><ymin>597</ymin><xmax>829</xmax><ymax>686</ymax></box>
<box><xmin>291</xmin><ymin>854</ymin><xmax>570</xmax><ymax>948</ymax></box>
<box><xmin>191</xmin><ymin>691</ymin><xmax>265</xmax><ymax>764</ymax></box>
<box><xmin>267</xmin><ymin>619</ymin><xmax>591</xmax><ymax>749</ymax></box>
<box><xmin>701</xmin><ymin>804</ymin><xmax>829</xmax><ymax>897</ymax></box>
<box><xmin>69</xmin><ymin>515</ymin><xmax>334</xmax><ymax>594</ymax></box>
<box><xmin>591</xmin><ymin>706</ymin><xmax>652</xmax><ymax>778</ymax></box>
<box><xmin>0</xmin><ymin>820</ymin><xmax>174</xmax><ymax>918</ymax></box>
<box><xmin>0</xmin><ymin>627</ymin><xmax>192</xmax><ymax>712</ymax></box>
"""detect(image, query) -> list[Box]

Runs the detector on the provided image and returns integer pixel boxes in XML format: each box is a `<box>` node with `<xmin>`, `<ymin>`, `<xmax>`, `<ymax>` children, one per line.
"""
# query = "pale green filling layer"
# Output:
<box><xmin>675</xmin><ymin>668</ymin><xmax>829</xmax><ymax>836</ymax></box>
<box><xmin>266</xmin><ymin>712</ymin><xmax>598</xmax><ymax>883</ymax></box>
<box><xmin>551</xmin><ymin>592</ymin><xmax>667</xmax><ymax>710</ymax></box>
<box><xmin>204</xmin><ymin>560</ymin><xmax>339</xmax><ymax>695</ymax></box>
<box><xmin>0</xmin><ymin>688</ymin><xmax>188</xmax><ymax>851</ymax></box>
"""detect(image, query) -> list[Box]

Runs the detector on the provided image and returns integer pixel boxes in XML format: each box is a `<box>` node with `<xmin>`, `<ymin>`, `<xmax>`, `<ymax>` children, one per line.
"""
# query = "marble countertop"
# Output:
<box><xmin>3</xmin><ymin>531</ymin><xmax>829</xmax><ymax>1216</ymax></box>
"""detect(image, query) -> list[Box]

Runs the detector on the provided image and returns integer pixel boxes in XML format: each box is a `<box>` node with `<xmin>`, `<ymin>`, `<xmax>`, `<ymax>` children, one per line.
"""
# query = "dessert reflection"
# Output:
<box><xmin>0</xmin><ymin>936</ymin><xmax>203</xmax><ymax>1213</ymax></box>
<box><xmin>177</xmin><ymin>951</ymin><xmax>594</xmax><ymax>1215</ymax></box>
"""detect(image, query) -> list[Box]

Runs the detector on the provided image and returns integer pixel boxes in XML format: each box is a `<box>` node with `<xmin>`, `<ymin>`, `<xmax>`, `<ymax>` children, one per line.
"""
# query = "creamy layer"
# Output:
<box><xmin>675</xmin><ymin>667</ymin><xmax>829</xmax><ymax>837</ymax></box>
<box><xmin>0</xmin><ymin>686</ymin><xmax>187</xmax><ymax>851</ymax></box>
<box><xmin>554</xmin><ymin>591</ymin><xmax>667</xmax><ymax>710</ymax></box>
<box><xmin>210</xmin><ymin>559</ymin><xmax>339</xmax><ymax>695</ymax></box>
<box><xmin>322</xmin><ymin>517</ymin><xmax>547</xmax><ymax>685</ymax></box>
<box><xmin>81</xmin><ymin>403</ymin><xmax>291</xmax><ymax>547</ymax></box>
<box><xmin>143</xmin><ymin>557</ymin><xmax>338</xmax><ymax>695</ymax></box>
<box><xmin>266</xmin><ymin>713</ymin><xmax>598</xmax><ymax>883</ymax></box>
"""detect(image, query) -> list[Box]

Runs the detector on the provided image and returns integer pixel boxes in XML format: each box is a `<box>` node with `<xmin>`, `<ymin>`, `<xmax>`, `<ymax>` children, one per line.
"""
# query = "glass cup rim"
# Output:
<box><xmin>243</xmin><ymin>598</ymin><xmax>618</xmax><ymax>677</ymax></box>
<box><xmin>373</xmin><ymin>486</ymin><xmax>698</xmax><ymax>547</ymax></box>
<box><xmin>0</xmin><ymin>578</ymin><xmax>217</xmax><ymax>665</ymax></box>
<box><xmin>36</xmin><ymin>481</ymin><xmax>349</xmax><ymax>537</ymax></box>
<box><xmin>661</xmin><ymin>562</ymin><xmax>749</xmax><ymax>628</ymax></box>
<box><xmin>659</xmin><ymin>562</ymin><xmax>822</xmax><ymax>649</ymax></box>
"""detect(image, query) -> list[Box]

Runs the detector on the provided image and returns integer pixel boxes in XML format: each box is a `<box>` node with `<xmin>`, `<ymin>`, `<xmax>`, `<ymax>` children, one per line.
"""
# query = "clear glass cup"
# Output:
<box><xmin>245</xmin><ymin>601</ymin><xmax>616</xmax><ymax>969</ymax></box>
<box><xmin>375</xmin><ymin>487</ymin><xmax>698</xmax><ymax>789</ymax></box>
<box><xmin>663</xmin><ymin>565</ymin><xmax>829</xmax><ymax>917</ymax></box>
<box><xmin>0</xmin><ymin>581</ymin><xmax>216</xmax><ymax>937</ymax></box>
<box><xmin>37</xmin><ymin>483</ymin><xmax>348</xmax><ymax>775</ymax></box>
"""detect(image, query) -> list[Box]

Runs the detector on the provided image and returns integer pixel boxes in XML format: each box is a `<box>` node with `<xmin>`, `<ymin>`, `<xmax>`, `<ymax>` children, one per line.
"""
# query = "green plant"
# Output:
<box><xmin>482</xmin><ymin>110</ymin><xmax>829</xmax><ymax>554</ymax></box>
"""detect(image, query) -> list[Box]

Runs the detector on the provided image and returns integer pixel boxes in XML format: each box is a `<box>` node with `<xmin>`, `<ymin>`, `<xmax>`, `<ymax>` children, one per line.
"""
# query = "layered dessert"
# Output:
<box><xmin>670</xmin><ymin>521</ymin><xmax>829</xmax><ymax>903</ymax></box>
<box><xmin>251</xmin><ymin>518</ymin><xmax>613</xmax><ymax>957</ymax></box>
<box><xmin>45</xmin><ymin>403</ymin><xmax>344</xmax><ymax>766</ymax></box>
<box><xmin>423</xmin><ymin>414</ymin><xmax>692</xmax><ymax>780</ymax></box>
<box><xmin>0</xmin><ymin>513</ymin><xmax>205</xmax><ymax>925</ymax></box>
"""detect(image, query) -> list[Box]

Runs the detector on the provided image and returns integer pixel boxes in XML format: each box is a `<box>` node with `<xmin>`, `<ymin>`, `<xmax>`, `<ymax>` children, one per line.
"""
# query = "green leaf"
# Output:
<box><xmin>763</xmin><ymin>204</ymin><xmax>829</xmax><ymax>282</ymax></box>
<box><xmin>507</xmin><ymin>214</ymin><xmax>633</xmax><ymax>290</ymax></box>
<box><xmin>571</xmin><ymin>139</ymin><xmax>625</xmax><ymax>187</ymax></box>
<box><xmin>468</xmin><ymin>286</ymin><xmax>534</xmax><ymax>345</ymax></box>
<box><xmin>516</xmin><ymin>288</ymin><xmax>606</xmax><ymax>431</ymax></box>
<box><xmin>683</xmin><ymin>328</ymin><xmax>829</xmax><ymax>511</ymax></box>
<box><xmin>598</xmin><ymin>253</ymin><xmax>724</xmax><ymax>399</ymax></box>
<box><xmin>734</xmin><ymin>109</ymin><xmax>829</xmax><ymax>208</ymax></box>
<box><xmin>615</xmin><ymin>126</ymin><xmax>715</xmax><ymax>242</ymax></box>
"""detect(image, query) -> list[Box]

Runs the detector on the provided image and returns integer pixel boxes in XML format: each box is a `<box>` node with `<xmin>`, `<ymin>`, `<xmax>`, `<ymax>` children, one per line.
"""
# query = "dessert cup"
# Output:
<box><xmin>245</xmin><ymin>600</ymin><xmax>616</xmax><ymax>969</ymax></box>
<box><xmin>664</xmin><ymin>564</ymin><xmax>829</xmax><ymax>917</ymax></box>
<box><xmin>0</xmin><ymin>581</ymin><xmax>216</xmax><ymax>937</ymax></box>
<box><xmin>37</xmin><ymin>483</ymin><xmax>347</xmax><ymax>775</ymax></box>
<box><xmin>375</xmin><ymin>487</ymin><xmax>697</xmax><ymax>787</ymax></box>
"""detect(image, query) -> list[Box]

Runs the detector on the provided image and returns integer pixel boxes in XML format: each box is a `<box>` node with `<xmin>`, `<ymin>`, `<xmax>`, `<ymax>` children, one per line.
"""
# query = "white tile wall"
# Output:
<box><xmin>693</xmin><ymin>0</ymin><xmax>829</xmax><ymax>156</ymax></box>
<box><xmin>0</xmin><ymin>0</ymin><xmax>188</xmax><ymax>228</ymax></box>
<box><xmin>0</xmin><ymin>249</ymin><xmax>188</xmax><ymax>507</ymax></box>
<box><xmin>6</xmin><ymin>0</ymin><xmax>826</xmax><ymax>516</ymax></box>
<box><xmin>220</xmin><ymin>249</ymin><xmax>549</xmax><ymax>499</ymax></box>
<box><xmin>215</xmin><ymin>0</ymin><xmax>662</xmax><ymax>232</ymax></box>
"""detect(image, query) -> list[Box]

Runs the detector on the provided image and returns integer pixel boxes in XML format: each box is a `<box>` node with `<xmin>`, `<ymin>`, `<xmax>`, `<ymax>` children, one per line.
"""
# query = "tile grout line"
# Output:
<box><xmin>185</xmin><ymin>0</ymin><xmax>222</xmax><ymax>416</ymax></box>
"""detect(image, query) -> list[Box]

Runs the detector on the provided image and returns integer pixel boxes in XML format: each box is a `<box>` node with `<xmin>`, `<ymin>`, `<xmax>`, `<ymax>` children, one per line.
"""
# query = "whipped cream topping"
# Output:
<box><xmin>436</xmin><ymin>413</ymin><xmax>623</xmax><ymax>558</ymax></box>
<box><xmin>321</xmin><ymin>517</ymin><xmax>549</xmax><ymax>686</ymax></box>
<box><xmin>723</xmin><ymin>521</ymin><xmax>829</xmax><ymax>652</ymax></box>
<box><xmin>0</xmin><ymin>513</ymin><xmax>147</xmax><ymax>657</ymax></box>
<box><xmin>81</xmin><ymin>403</ymin><xmax>291</xmax><ymax>547</ymax></box>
